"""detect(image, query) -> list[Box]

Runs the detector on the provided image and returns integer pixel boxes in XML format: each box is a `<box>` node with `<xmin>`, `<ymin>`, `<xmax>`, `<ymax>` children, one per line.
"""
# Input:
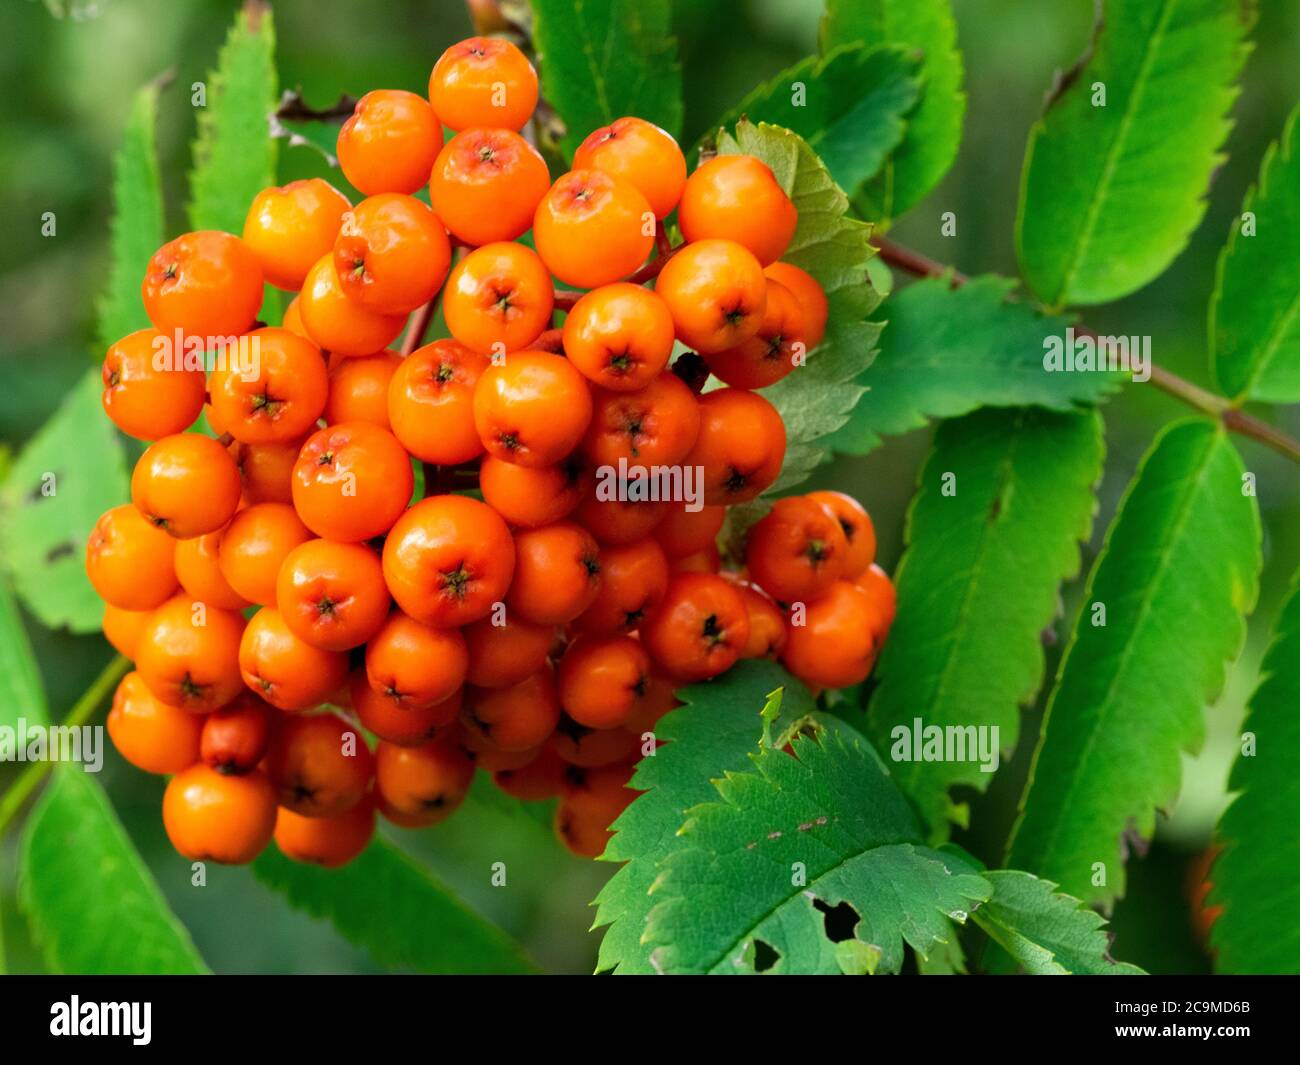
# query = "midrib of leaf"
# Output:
<box><xmin>1242</xmin><ymin>284</ymin><xmax>1300</xmax><ymax>397</ymax></box>
<box><xmin>575</xmin><ymin>0</ymin><xmax>613</xmax><ymax>122</ymax></box>
<box><xmin>1052</xmin><ymin>0</ymin><xmax>1178</xmax><ymax>309</ymax></box>
<box><xmin>1026</xmin><ymin>425</ymin><xmax>1217</xmax><ymax>869</ymax></box>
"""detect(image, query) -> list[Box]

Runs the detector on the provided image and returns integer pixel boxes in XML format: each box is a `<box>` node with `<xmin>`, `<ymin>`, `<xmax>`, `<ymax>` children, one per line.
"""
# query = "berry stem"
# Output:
<box><xmin>553</xmin><ymin>289</ymin><xmax>582</xmax><ymax>312</ymax></box>
<box><xmin>872</xmin><ymin>235</ymin><xmax>1300</xmax><ymax>465</ymax></box>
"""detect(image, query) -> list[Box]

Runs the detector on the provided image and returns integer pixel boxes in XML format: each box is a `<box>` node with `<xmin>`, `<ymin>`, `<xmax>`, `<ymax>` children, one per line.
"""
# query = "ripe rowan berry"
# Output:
<box><xmin>382</xmin><ymin>494</ymin><xmax>515</xmax><ymax>627</ymax></box>
<box><xmin>365</xmin><ymin>610</ymin><xmax>468</xmax><ymax>709</ymax></box>
<box><xmin>325</xmin><ymin>348</ymin><xmax>401</xmax><ymax>428</ymax></box>
<box><xmin>243</xmin><ymin>178</ymin><xmax>351</xmax><ymax>290</ymax></box>
<box><xmin>582</xmin><ymin>372</ymin><xmax>700</xmax><ymax>468</ymax></box>
<box><xmin>174</xmin><ymin>530</ymin><xmax>252</xmax><ymax>611</ymax></box>
<box><xmin>281</xmin><ymin>295</ymin><xmax>309</xmax><ymax>338</ymax></box>
<box><xmin>781</xmin><ymin>579</ymin><xmax>879</xmax><ymax>689</ymax></box>
<box><xmin>641</xmin><ymin>573</ymin><xmax>750</xmax><ymax>682</ymax></box>
<box><xmin>239</xmin><ymin>606</ymin><xmax>350</xmax><ymax>712</ymax></box>
<box><xmin>479</xmin><ymin>454</ymin><xmax>588</xmax><ymax>527</ymax></box>
<box><xmin>533</xmin><ymin>170</ymin><xmax>654</xmax><ymax>289</ymax></box>
<box><xmin>334</xmin><ymin>194</ymin><xmax>452</xmax><ymax>315</ymax></box>
<box><xmin>653</xmin><ymin>501</ymin><xmax>725</xmax><ymax>559</ymax></box>
<box><xmin>351</xmin><ymin>671</ymin><xmax>459</xmax><ymax>746</ymax></box>
<box><xmin>572</xmin><ymin>537</ymin><xmax>669</xmax><ymax>635</ymax></box>
<box><xmin>554</xmin><ymin>762</ymin><xmax>639</xmax><ymax>858</ymax></box>
<box><xmin>387</xmin><ymin>339</ymin><xmax>489</xmax><ymax>464</ymax></box>
<box><xmin>807</xmin><ymin>490</ymin><xmax>875</xmax><ymax>579</ymax></box>
<box><xmin>745</xmin><ymin>495</ymin><xmax>848</xmax><ymax>604</ymax></box>
<box><xmin>531</xmin><ymin>327</ymin><xmax>565</xmax><ymax>354</ymax></box>
<box><xmin>461</xmin><ymin>668</ymin><xmax>561</xmax><ymax>752</ymax></box>
<box><xmin>102</xmin><ymin>603</ymin><xmax>152</xmax><ymax>659</ymax></box>
<box><xmin>462</xmin><ymin>612</ymin><xmax>555</xmax><ymax>688</ymax></box>
<box><xmin>853</xmin><ymin>562</ymin><xmax>896</xmax><ymax>637</ymax></box>
<box><xmin>374</xmin><ymin>736</ymin><xmax>475</xmax><ymax>825</ymax></box>
<box><xmin>163</xmin><ymin>764</ymin><xmax>277</xmax><ymax>864</ymax></box>
<box><xmin>266</xmin><ymin>711</ymin><xmax>373</xmax><ymax>817</ymax></box>
<box><xmin>685</xmin><ymin>387</ymin><xmax>786</xmax><ymax>505</ymax></box>
<box><xmin>101</xmin><ymin>329</ymin><xmax>206</xmax><ymax>441</ymax></box>
<box><xmin>764</xmin><ymin>261</ymin><xmax>827</xmax><ymax>350</ymax></box>
<box><xmin>460</xmin><ymin>729</ymin><xmax>540</xmax><ymax>772</ymax></box>
<box><xmin>337</xmin><ymin>89</ymin><xmax>443</xmax><ymax>197</ymax></box>
<box><xmin>549</xmin><ymin>716</ymin><xmax>639</xmax><ymax>768</ymax></box>
<box><xmin>142</xmin><ymin>230</ymin><xmax>263</xmax><ymax>339</ymax></box>
<box><xmin>562</xmin><ymin>283</ymin><xmax>675</xmax><ymax>391</ymax></box>
<box><xmin>574</xmin><ymin>116</ymin><xmax>686</xmax><ymax>219</ymax></box>
<box><xmin>292</xmin><ymin>422</ymin><xmax>414</xmax><ymax>542</ymax></box>
<box><xmin>135</xmin><ymin>595</ymin><xmax>246</xmax><ymax>712</ymax></box>
<box><xmin>130</xmin><ymin>432</ymin><xmax>242</xmax><ymax>539</ymax></box>
<box><xmin>230</xmin><ymin>438</ymin><xmax>303</xmax><ymax>504</ymax></box>
<box><xmin>655</xmin><ymin>238</ymin><xmax>767</xmax><ymax>353</ymax></box>
<box><xmin>429</xmin><ymin>128</ymin><xmax>549</xmax><ymax>246</ymax></box>
<box><xmin>86</xmin><ymin>504</ymin><xmax>178</xmax><ymax>611</ymax></box>
<box><xmin>679</xmin><ymin>155</ymin><xmax>797</xmax><ymax>266</ymax></box>
<box><xmin>275</xmin><ymin>797</ymin><xmax>376</xmax><ymax>867</ymax></box>
<box><xmin>200</xmin><ymin>692</ymin><xmax>276</xmax><ymax>775</ymax></box>
<box><xmin>218</xmin><ymin>502</ymin><xmax>311</xmax><ymax>607</ymax></box>
<box><xmin>208</xmin><ymin>326</ymin><xmax>330</xmax><ymax>445</ymax></box>
<box><xmin>442</xmin><ymin>242</ymin><xmax>554</xmax><ymax>354</ymax></box>
<box><xmin>703</xmin><ymin>277</ymin><xmax>807</xmax><ymax>389</ymax></box>
<box><xmin>669</xmin><ymin>543</ymin><xmax>721</xmax><ymax>575</ymax></box>
<box><xmin>557</xmin><ymin>634</ymin><xmax>651</xmax><ymax>730</ymax></box>
<box><xmin>493</xmin><ymin>743</ymin><xmax>568</xmax><ymax>801</ymax></box>
<box><xmin>730</xmin><ymin>579</ymin><xmax>787</xmax><ymax>659</ymax></box>
<box><xmin>572</xmin><ymin>492</ymin><xmax>666</xmax><ymax>546</ymax></box>
<box><xmin>298</xmin><ymin>254</ymin><xmax>407</xmax><ymax>358</ymax></box>
<box><xmin>428</xmin><ymin>36</ymin><xmax>538</xmax><ymax>132</ymax></box>
<box><xmin>473</xmin><ymin>350</ymin><xmax>594</xmax><ymax>469</ymax></box>
<box><xmin>276</xmin><ymin>539</ymin><xmax>390</xmax><ymax>652</ymax></box>
<box><xmin>621</xmin><ymin>669</ymin><xmax>680</xmax><ymax>733</ymax></box>
<box><xmin>507</xmin><ymin>522</ymin><xmax>602</xmax><ymax>625</ymax></box>
<box><xmin>107</xmin><ymin>671</ymin><xmax>203</xmax><ymax>776</ymax></box>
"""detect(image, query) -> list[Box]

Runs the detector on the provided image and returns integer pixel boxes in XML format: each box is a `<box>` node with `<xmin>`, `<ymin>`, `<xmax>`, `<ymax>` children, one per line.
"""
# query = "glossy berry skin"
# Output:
<box><xmin>654</xmin><ymin>501</ymin><xmax>725</xmax><ymax>559</ymax></box>
<box><xmin>745</xmin><ymin>495</ymin><xmax>849</xmax><ymax>604</ymax></box>
<box><xmin>781</xmin><ymin>579</ymin><xmax>880</xmax><ymax>689</ymax></box>
<box><xmin>732</xmin><ymin>580</ymin><xmax>788</xmax><ymax>660</ymax></box>
<box><xmin>678</xmin><ymin>154</ymin><xmax>798</xmax><ymax>266</ymax></box>
<box><xmin>533</xmin><ymin>170</ymin><xmax>654</xmax><ymax>289</ymax></box>
<box><xmin>573</xmin><ymin>536</ymin><xmax>669</xmax><ymax>635</ymax></box>
<box><xmin>135</xmin><ymin>595</ymin><xmax>246</xmax><ymax>713</ymax></box>
<box><xmin>462</xmin><ymin>613</ymin><xmax>555</xmax><ymax>689</ymax></box>
<box><xmin>478</xmin><ymin>455</ymin><xmax>587</xmax><ymax>528</ymax></box>
<box><xmin>807</xmin><ymin>490</ymin><xmax>875</xmax><ymax>579</ymax></box>
<box><xmin>299</xmin><ymin>254</ymin><xmax>407</xmax><ymax>358</ymax></box>
<box><xmin>554</xmin><ymin>762</ymin><xmax>638</xmax><ymax>858</ymax></box>
<box><xmin>291</xmin><ymin>422</ymin><xmax>414</xmax><ymax>542</ymax></box>
<box><xmin>429</xmin><ymin>128</ymin><xmax>550</xmax><ymax>246</ymax></box>
<box><xmin>163</xmin><ymin>765</ymin><xmax>277</xmax><ymax>864</ymax></box>
<box><xmin>574</xmin><ymin>116</ymin><xmax>686</xmax><ymax>219</ymax></box>
<box><xmin>655</xmin><ymin>239</ymin><xmax>767</xmax><ymax>354</ymax></box>
<box><xmin>387</xmin><ymin>339</ymin><xmax>489</xmax><ymax>465</ymax></box>
<box><xmin>239</xmin><ymin>606</ymin><xmax>350</xmax><ymax>712</ymax></box>
<box><xmin>337</xmin><ymin>90</ymin><xmax>443</xmax><ymax>196</ymax></box>
<box><xmin>366</xmin><ymin>610</ymin><xmax>468</xmax><ymax>709</ymax></box>
<box><xmin>243</xmin><ymin>178</ymin><xmax>351</xmax><ymax>290</ymax></box>
<box><xmin>102</xmin><ymin>329</ymin><xmax>206</xmax><ymax>441</ymax></box>
<box><xmin>507</xmin><ymin>522</ymin><xmax>603</xmax><ymax>625</ymax></box>
<box><xmin>562</xmin><ymin>283</ymin><xmax>675</xmax><ymax>391</ymax></box>
<box><xmin>557</xmin><ymin>635</ymin><xmax>651</xmax><ymax>730</ymax></box>
<box><xmin>130</xmin><ymin>433</ymin><xmax>242</xmax><ymax>539</ymax></box>
<box><xmin>325</xmin><ymin>349</ymin><xmax>401</xmax><ymax>428</ymax></box>
<box><xmin>685</xmin><ymin>387</ymin><xmax>787</xmax><ymax>506</ymax></box>
<box><xmin>382</xmin><ymin>494</ymin><xmax>516</xmax><ymax>627</ymax></box>
<box><xmin>572</xmin><ymin>492</ymin><xmax>666</xmax><ymax>546</ymax></box>
<box><xmin>704</xmin><ymin>277</ymin><xmax>807</xmax><ymax>389</ymax></box>
<box><xmin>764</xmin><ymin>261</ymin><xmax>827</xmax><ymax>350</ymax></box>
<box><xmin>107</xmin><ymin>671</ymin><xmax>203</xmax><ymax>776</ymax></box>
<box><xmin>231</xmin><ymin>438</ymin><xmax>304</xmax><ymax>504</ymax></box>
<box><xmin>582</xmin><ymin>372</ymin><xmax>701</xmax><ymax>469</ymax></box>
<box><xmin>276</xmin><ymin>539</ymin><xmax>390</xmax><ymax>652</ymax></box>
<box><xmin>86</xmin><ymin>504</ymin><xmax>178</xmax><ymax>611</ymax></box>
<box><xmin>102</xmin><ymin>603</ymin><xmax>152</xmax><ymax>659</ymax></box>
<box><xmin>218</xmin><ymin>503</ymin><xmax>312</xmax><ymax>607</ymax></box>
<box><xmin>443</xmin><ymin>242</ymin><xmax>554</xmax><ymax>355</ymax></box>
<box><xmin>142</xmin><ymin>230</ymin><xmax>263</xmax><ymax>339</ymax></box>
<box><xmin>200</xmin><ymin>692</ymin><xmax>276</xmax><ymax>775</ymax></box>
<box><xmin>428</xmin><ymin>36</ymin><xmax>538</xmax><ymax>132</ymax></box>
<box><xmin>174</xmin><ymin>530</ymin><xmax>251</xmax><ymax>612</ymax></box>
<box><xmin>352</xmin><ymin>672</ymin><xmax>460</xmax><ymax>746</ymax></box>
<box><xmin>208</xmin><ymin>327</ymin><xmax>329</xmax><ymax>445</ymax></box>
<box><xmin>374</xmin><ymin>736</ymin><xmax>475</xmax><ymax>825</ymax></box>
<box><xmin>275</xmin><ymin>798</ymin><xmax>375</xmax><ymax>868</ymax></box>
<box><xmin>641</xmin><ymin>573</ymin><xmax>750</xmax><ymax>682</ymax></box>
<box><xmin>461</xmin><ymin>669</ymin><xmax>561</xmax><ymax>752</ymax></box>
<box><xmin>266</xmin><ymin>712</ymin><xmax>373</xmax><ymax>818</ymax></box>
<box><xmin>853</xmin><ymin>562</ymin><xmax>896</xmax><ymax>638</ymax></box>
<box><xmin>334</xmin><ymin>194</ymin><xmax>451</xmax><ymax>315</ymax></box>
<box><xmin>473</xmin><ymin>350</ymin><xmax>592</xmax><ymax>468</ymax></box>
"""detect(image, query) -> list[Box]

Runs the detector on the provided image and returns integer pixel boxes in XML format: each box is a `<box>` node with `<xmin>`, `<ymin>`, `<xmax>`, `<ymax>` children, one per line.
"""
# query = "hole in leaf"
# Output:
<box><xmin>813</xmin><ymin>898</ymin><xmax>860</xmax><ymax>943</ymax></box>
<box><xmin>751</xmin><ymin>939</ymin><xmax>780</xmax><ymax>973</ymax></box>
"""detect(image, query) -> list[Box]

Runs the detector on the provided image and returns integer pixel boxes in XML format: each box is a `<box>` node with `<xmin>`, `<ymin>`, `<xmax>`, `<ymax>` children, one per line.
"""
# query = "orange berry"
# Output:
<box><xmin>557</xmin><ymin>634</ymin><xmax>651</xmax><ymax>730</ymax></box>
<box><xmin>655</xmin><ymin>238</ymin><xmax>767</xmax><ymax>353</ymax></box>
<box><xmin>208</xmin><ymin>326</ymin><xmax>329</xmax><ymax>445</ymax></box>
<box><xmin>107</xmin><ymin>671</ymin><xmax>203</xmax><ymax>775</ymax></box>
<box><xmin>533</xmin><ymin>170</ymin><xmax>653</xmax><ymax>289</ymax></box>
<box><xmin>239</xmin><ymin>606</ymin><xmax>350</xmax><ymax>712</ymax></box>
<box><xmin>275</xmin><ymin>797</ymin><xmax>375</xmax><ymax>867</ymax></box>
<box><xmin>730</xmin><ymin>579</ymin><xmax>788</xmax><ymax>660</ymax></box>
<box><xmin>443</xmin><ymin>242</ymin><xmax>554</xmax><ymax>354</ymax></box>
<box><xmin>479</xmin><ymin>454</ymin><xmax>587</xmax><ymax>528</ymax></box>
<box><xmin>745</xmin><ymin>495</ymin><xmax>849</xmax><ymax>604</ymax></box>
<box><xmin>573</xmin><ymin>537</ymin><xmax>669</xmax><ymax>635</ymax></box>
<box><xmin>276</xmin><ymin>539</ymin><xmax>390</xmax><ymax>651</ymax></box>
<box><xmin>102</xmin><ymin>602</ymin><xmax>153</xmax><ymax>659</ymax></box>
<box><xmin>853</xmin><ymin>562</ymin><xmax>896</xmax><ymax>639</ymax></box>
<box><xmin>281</xmin><ymin>295</ymin><xmax>309</xmax><ymax>338</ymax></box>
<box><xmin>334</xmin><ymin>194</ymin><xmax>452</xmax><ymax>315</ymax></box>
<box><xmin>299</xmin><ymin>254</ymin><xmax>407</xmax><ymax>358</ymax></box>
<box><xmin>163</xmin><ymin>765</ymin><xmax>277</xmax><ymax>864</ymax></box>
<box><xmin>200</xmin><ymin>692</ymin><xmax>276</xmax><ymax>775</ymax></box>
<box><xmin>461</xmin><ymin>668</ymin><xmax>561</xmax><ymax>752</ymax></box>
<box><xmin>685</xmin><ymin>387</ymin><xmax>786</xmax><ymax>505</ymax></box>
<box><xmin>337</xmin><ymin>89</ymin><xmax>443</xmax><ymax>196</ymax></box>
<box><xmin>562</xmin><ymin>283</ymin><xmax>675</xmax><ymax>391</ymax></box>
<box><xmin>554</xmin><ymin>762</ymin><xmax>639</xmax><ymax>858</ymax></box>
<box><xmin>374</xmin><ymin>736</ymin><xmax>474</xmax><ymax>825</ymax></box>
<box><xmin>507</xmin><ymin>522</ymin><xmax>602</xmax><ymax>625</ymax></box>
<box><xmin>86</xmin><ymin>504</ymin><xmax>178</xmax><ymax>611</ymax></box>
<box><xmin>325</xmin><ymin>348</ymin><xmax>401</xmax><ymax>428</ymax></box>
<box><xmin>807</xmin><ymin>490</ymin><xmax>875</xmax><ymax>579</ymax></box>
<box><xmin>230</xmin><ymin>438</ymin><xmax>304</xmax><ymax>505</ymax></box>
<box><xmin>781</xmin><ymin>579</ymin><xmax>880</xmax><ymax>689</ymax></box>
<box><xmin>174</xmin><ymin>530</ymin><xmax>251</xmax><ymax>611</ymax></box>
<box><xmin>243</xmin><ymin>178</ymin><xmax>351</xmax><ymax>290</ymax></box>
<box><xmin>574</xmin><ymin>116</ymin><xmax>686</xmax><ymax>219</ymax></box>
<box><xmin>653</xmin><ymin>501</ymin><xmax>725</xmax><ymax>559</ymax></box>
<box><xmin>462</xmin><ymin>613</ymin><xmax>555</xmax><ymax>688</ymax></box>
<box><xmin>130</xmin><ymin>433</ymin><xmax>242</xmax><ymax>539</ymax></box>
<box><xmin>142</xmin><ymin>230</ymin><xmax>263</xmax><ymax>338</ymax></box>
<box><xmin>582</xmin><ymin>372</ymin><xmax>700</xmax><ymax>468</ymax></box>
<box><xmin>641</xmin><ymin>573</ymin><xmax>750</xmax><ymax>682</ymax></box>
<box><xmin>218</xmin><ymin>502</ymin><xmax>312</xmax><ymax>607</ymax></box>
<box><xmin>493</xmin><ymin>744</ymin><xmax>568</xmax><ymax>800</ymax></box>
<box><xmin>429</xmin><ymin>128</ymin><xmax>549</xmax><ymax>245</ymax></box>
<box><xmin>764</xmin><ymin>261</ymin><xmax>827</xmax><ymax>350</ymax></box>
<box><xmin>549</xmin><ymin>718</ymin><xmax>639</xmax><ymax>768</ymax></box>
<box><xmin>134</xmin><ymin>595</ymin><xmax>246</xmax><ymax>712</ymax></box>
<box><xmin>387</xmin><ymin>339</ymin><xmax>489</xmax><ymax>464</ymax></box>
<box><xmin>679</xmin><ymin>154</ymin><xmax>797</xmax><ymax>265</ymax></box>
<box><xmin>472</xmin><ymin>350</ymin><xmax>593</xmax><ymax>468</ymax></box>
<box><xmin>266</xmin><ymin>711</ymin><xmax>373</xmax><ymax>817</ymax></box>
<box><xmin>291</xmin><ymin>422</ymin><xmax>413</xmax><ymax>542</ymax></box>
<box><xmin>101</xmin><ymin>329</ymin><xmax>205</xmax><ymax>441</ymax></box>
<box><xmin>703</xmin><ymin>277</ymin><xmax>807</xmax><ymax>389</ymax></box>
<box><xmin>351</xmin><ymin>671</ymin><xmax>459</xmax><ymax>746</ymax></box>
<box><xmin>365</xmin><ymin>610</ymin><xmax>468</xmax><ymax>710</ymax></box>
<box><xmin>428</xmin><ymin>36</ymin><xmax>538</xmax><ymax>132</ymax></box>
<box><xmin>572</xmin><ymin>492</ymin><xmax>666</xmax><ymax>546</ymax></box>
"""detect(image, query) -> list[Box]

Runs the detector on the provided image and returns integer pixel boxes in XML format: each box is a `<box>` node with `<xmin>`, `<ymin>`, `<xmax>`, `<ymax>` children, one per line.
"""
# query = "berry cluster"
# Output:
<box><xmin>90</xmin><ymin>35</ymin><xmax>896</xmax><ymax>868</ymax></box>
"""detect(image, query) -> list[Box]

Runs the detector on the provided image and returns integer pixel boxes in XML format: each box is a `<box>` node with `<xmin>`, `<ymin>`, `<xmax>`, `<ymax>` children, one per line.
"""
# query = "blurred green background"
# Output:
<box><xmin>1</xmin><ymin>0</ymin><xmax>1297</xmax><ymax>974</ymax></box>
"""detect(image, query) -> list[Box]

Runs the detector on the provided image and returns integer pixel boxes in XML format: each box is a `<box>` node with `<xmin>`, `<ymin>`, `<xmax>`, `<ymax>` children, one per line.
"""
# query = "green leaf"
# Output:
<box><xmin>713</xmin><ymin>120</ymin><xmax>881</xmax><ymax>493</ymax></box>
<box><xmin>592</xmin><ymin>659</ymin><xmax>817</xmax><ymax>974</ymax></box>
<box><xmin>643</xmin><ymin>729</ymin><xmax>990</xmax><ymax>974</ymax></box>
<box><xmin>188</xmin><ymin>3</ymin><xmax>278</xmax><ymax>233</ymax></box>
<box><xmin>867</xmin><ymin>407</ymin><xmax>1106</xmax><ymax>836</ymax></box>
<box><xmin>1211</xmin><ymin>101</ymin><xmax>1300</xmax><ymax>402</ymax></box>
<box><xmin>701</xmin><ymin>44</ymin><xmax>921</xmax><ymax>199</ymax></box>
<box><xmin>825</xmin><ymin>276</ymin><xmax>1124</xmax><ymax>457</ymax></box>
<box><xmin>820</xmin><ymin>0</ymin><xmax>966</xmax><ymax>222</ymax></box>
<box><xmin>1016</xmin><ymin>0</ymin><xmax>1256</xmax><ymax>309</ymax></box>
<box><xmin>1007</xmin><ymin>419</ymin><xmax>1261</xmax><ymax>906</ymax></box>
<box><xmin>973</xmin><ymin>870</ymin><xmax>1143</xmax><ymax>975</ymax></box>
<box><xmin>253</xmin><ymin>836</ymin><xmax>537</xmax><ymax>974</ymax></box>
<box><xmin>20</xmin><ymin>768</ymin><xmax>208</xmax><ymax>974</ymax></box>
<box><xmin>0</xmin><ymin>579</ymin><xmax>47</xmax><ymax>732</ymax></box>
<box><xmin>97</xmin><ymin>83</ymin><xmax>165</xmax><ymax>353</ymax></box>
<box><xmin>1210</xmin><ymin>571</ymin><xmax>1300</xmax><ymax>973</ymax></box>
<box><xmin>0</xmin><ymin>370</ymin><xmax>130</xmax><ymax>633</ymax></box>
<box><xmin>530</xmin><ymin>0</ymin><xmax>682</xmax><ymax>159</ymax></box>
